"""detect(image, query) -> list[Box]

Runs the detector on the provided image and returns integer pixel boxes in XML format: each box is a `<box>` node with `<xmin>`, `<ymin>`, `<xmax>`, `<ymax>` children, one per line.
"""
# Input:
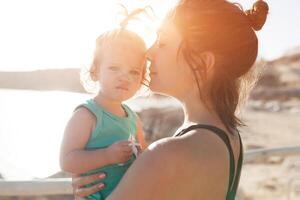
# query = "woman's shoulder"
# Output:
<box><xmin>153</xmin><ymin>129</ymin><xmax>228</xmax><ymax>156</ymax></box>
<box><xmin>137</xmin><ymin>137</ymin><xmax>182</xmax><ymax>175</ymax></box>
<box><xmin>180</xmin><ymin>128</ymin><xmax>232</xmax><ymax>155</ymax></box>
<box><xmin>106</xmin><ymin>130</ymin><xmax>230</xmax><ymax>200</ymax></box>
<box><xmin>146</xmin><ymin>130</ymin><xmax>229</xmax><ymax>170</ymax></box>
<box><xmin>130</xmin><ymin>131</ymin><xmax>229</xmax><ymax>198</ymax></box>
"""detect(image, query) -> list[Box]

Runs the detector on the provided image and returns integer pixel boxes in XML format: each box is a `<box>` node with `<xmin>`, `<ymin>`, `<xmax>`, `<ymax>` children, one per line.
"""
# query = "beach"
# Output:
<box><xmin>1</xmin><ymin>52</ymin><xmax>300</xmax><ymax>199</ymax></box>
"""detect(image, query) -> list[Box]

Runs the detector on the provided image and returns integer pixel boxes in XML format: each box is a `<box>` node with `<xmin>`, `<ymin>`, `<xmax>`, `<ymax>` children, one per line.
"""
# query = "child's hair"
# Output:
<box><xmin>81</xmin><ymin>8</ymin><xmax>149</xmax><ymax>94</ymax></box>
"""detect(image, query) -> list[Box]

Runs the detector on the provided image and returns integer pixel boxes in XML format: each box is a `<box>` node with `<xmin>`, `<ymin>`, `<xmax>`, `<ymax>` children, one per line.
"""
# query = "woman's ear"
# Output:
<box><xmin>200</xmin><ymin>51</ymin><xmax>215</xmax><ymax>72</ymax></box>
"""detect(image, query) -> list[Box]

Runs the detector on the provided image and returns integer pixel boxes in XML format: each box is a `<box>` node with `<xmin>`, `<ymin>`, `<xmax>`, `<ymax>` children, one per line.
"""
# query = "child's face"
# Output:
<box><xmin>95</xmin><ymin>39</ymin><xmax>145</xmax><ymax>102</ymax></box>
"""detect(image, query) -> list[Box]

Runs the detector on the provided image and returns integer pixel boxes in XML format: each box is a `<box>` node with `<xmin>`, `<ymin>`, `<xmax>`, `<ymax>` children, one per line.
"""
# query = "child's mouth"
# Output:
<box><xmin>116</xmin><ymin>86</ymin><xmax>129</xmax><ymax>91</ymax></box>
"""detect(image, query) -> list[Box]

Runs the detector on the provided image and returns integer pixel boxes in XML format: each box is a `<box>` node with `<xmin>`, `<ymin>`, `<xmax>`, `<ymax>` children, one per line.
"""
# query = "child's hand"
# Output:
<box><xmin>105</xmin><ymin>140</ymin><xmax>133</xmax><ymax>165</ymax></box>
<box><xmin>128</xmin><ymin>135</ymin><xmax>142</xmax><ymax>157</ymax></box>
<box><xmin>135</xmin><ymin>144</ymin><xmax>143</xmax><ymax>156</ymax></box>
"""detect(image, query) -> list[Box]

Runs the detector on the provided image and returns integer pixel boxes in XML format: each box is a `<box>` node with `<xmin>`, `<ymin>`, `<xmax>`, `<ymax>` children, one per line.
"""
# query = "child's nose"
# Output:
<box><xmin>119</xmin><ymin>71</ymin><xmax>131</xmax><ymax>82</ymax></box>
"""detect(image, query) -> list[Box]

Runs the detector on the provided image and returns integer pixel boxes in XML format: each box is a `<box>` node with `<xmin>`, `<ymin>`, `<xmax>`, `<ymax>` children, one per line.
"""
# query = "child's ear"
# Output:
<box><xmin>90</xmin><ymin>64</ymin><xmax>99</xmax><ymax>81</ymax></box>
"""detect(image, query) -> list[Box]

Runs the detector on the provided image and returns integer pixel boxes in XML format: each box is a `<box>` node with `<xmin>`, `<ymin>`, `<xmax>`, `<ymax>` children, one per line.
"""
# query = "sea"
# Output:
<box><xmin>0</xmin><ymin>89</ymin><xmax>180</xmax><ymax>180</ymax></box>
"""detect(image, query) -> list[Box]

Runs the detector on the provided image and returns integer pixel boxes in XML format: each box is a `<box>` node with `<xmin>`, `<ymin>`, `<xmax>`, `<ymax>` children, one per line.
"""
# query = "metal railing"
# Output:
<box><xmin>0</xmin><ymin>145</ymin><xmax>300</xmax><ymax>196</ymax></box>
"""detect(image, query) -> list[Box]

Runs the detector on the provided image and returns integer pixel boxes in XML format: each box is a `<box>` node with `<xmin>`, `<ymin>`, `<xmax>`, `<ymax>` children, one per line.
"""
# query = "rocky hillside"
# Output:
<box><xmin>251</xmin><ymin>53</ymin><xmax>300</xmax><ymax>100</ymax></box>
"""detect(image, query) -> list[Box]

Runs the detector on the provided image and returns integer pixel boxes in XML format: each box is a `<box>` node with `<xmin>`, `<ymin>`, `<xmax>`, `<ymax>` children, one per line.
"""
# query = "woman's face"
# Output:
<box><xmin>147</xmin><ymin>21</ymin><xmax>194</xmax><ymax>97</ymax></box>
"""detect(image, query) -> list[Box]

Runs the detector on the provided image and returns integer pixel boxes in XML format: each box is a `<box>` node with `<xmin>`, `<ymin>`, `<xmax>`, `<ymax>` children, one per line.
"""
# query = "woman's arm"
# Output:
<box><xmin>107</xmin><ymin>130</ymin><xmax>230</xmax><ymax>200</ymax></box>
<box><xmin>60</xmin><ymin>107</ymin><xmax>112</xmax><ymax>174</ymax></box>
<box><xmin>106</xmin><ymin>138</ymin><xmax>178</xmax><ymax>200</ymax></box>
<box><xmin>107</xmin><ymin>139</ymin><xmax>167</xmax><ymax>200</ymax></box>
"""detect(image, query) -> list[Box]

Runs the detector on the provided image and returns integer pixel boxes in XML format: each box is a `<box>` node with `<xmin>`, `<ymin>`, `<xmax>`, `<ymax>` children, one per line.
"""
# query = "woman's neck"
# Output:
<box><xmin>178</xmin><ymin>90</ymin><xmax>223</xmax><ymax>129</ymax></box>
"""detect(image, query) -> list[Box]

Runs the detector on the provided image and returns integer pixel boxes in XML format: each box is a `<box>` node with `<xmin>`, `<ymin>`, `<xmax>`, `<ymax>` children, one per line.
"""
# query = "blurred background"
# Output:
<box><xmin>0</xmin><ymin>0</ymin><xmax>300</xmax><ymax>199</ymax></box>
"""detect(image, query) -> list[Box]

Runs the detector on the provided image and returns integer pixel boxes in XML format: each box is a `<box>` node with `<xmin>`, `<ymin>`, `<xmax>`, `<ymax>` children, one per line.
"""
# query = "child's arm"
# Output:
<box><xmin>60</xmin><ymin>107</ymin><xmax>132</xmax><ymax>174</ymax></box>
<box><xmin>136</xmin><ymin>116</ymin><xmax>148</xmax><ymax>150</ymax></box>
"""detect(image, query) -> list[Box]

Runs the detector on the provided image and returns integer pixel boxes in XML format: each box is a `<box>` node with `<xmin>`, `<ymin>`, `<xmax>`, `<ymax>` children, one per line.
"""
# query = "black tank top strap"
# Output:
<box><xmin>231</xmin><ymin>132</ymin><xmax>243</xmax><ymax>197</ymax></box>
<box><xmin>174</xmin><ymin>124</ymin><xmax>240</xmax><ymax>197</ymax></box>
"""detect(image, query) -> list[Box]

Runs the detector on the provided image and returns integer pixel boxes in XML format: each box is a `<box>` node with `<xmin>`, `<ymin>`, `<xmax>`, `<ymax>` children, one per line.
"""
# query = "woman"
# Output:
<box><xmin>72</xmin><ymin>0</ymin><xmax>269</xmax><ymax>199</ymax></box>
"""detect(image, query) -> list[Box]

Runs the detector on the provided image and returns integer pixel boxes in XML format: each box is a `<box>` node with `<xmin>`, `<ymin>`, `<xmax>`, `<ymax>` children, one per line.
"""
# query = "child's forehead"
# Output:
<box><xmin>97</xmin><ymin>30</ymin><xmax>145</xmax><ymax>50</ymax></box>
<box><xmin>107</xmin><ymin>41</ymin><xmax>144</xmax><ymax>56</ymax></box>
<box><xmin>108</xmin><ymin>37</ymin><xmax>145</xmax><ymax>52</ymax></box>
<box><xmin>100</xmin><ymin>43</ymin><xmax>145</xmax><ymax>68</ymax></box>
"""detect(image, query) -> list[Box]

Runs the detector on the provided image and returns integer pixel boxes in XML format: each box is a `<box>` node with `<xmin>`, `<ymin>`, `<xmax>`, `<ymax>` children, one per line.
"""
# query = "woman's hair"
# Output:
<box><xmin>171</xmin><ymin>0</ymin><xmax>269</xmax><ymax>133</ymax></box>
<box><xmin>81</xmin><ymin>8</ymin><xmax>148</xmax><ymax>93</ymax></box>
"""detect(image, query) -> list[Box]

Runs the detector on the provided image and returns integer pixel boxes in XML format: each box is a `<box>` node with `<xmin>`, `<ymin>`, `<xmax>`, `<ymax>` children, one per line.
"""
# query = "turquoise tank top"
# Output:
<box><xmin>77</xmin><ymin>99</ymin><xmax>138</xmax><ymax>200</ymax></box>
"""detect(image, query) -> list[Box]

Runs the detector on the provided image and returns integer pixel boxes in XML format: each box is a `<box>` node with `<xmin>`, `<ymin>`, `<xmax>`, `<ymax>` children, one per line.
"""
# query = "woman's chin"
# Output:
<box><xmin>149</xmin><ymin>84</ymin><xmax>170</xmax><ymax>97</ymax></box>
<box><xmin>149</xmin><ymin>82</ymin><xmax>161</xmax><ymax>93</ymax></box>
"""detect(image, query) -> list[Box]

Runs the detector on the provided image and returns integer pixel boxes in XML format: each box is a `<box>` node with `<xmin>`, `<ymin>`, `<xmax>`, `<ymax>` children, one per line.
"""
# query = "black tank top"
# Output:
<box><xmin>174</xmin><ymin>124</ymin><xmax>243</xmax><ymax>200</ymax></box>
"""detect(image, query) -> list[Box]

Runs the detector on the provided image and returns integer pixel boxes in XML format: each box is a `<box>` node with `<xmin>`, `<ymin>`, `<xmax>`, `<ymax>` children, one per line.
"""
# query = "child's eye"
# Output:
<box><xmin>109</xmin><ymin>66</ymin><xmax>119</xmax><ymax>71</ymax></box>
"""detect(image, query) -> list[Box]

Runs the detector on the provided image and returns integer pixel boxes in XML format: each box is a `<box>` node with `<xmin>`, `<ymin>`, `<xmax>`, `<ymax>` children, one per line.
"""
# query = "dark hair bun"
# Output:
<box><xmin>245</xmin><ymin>0</ymin><xmax>269</xmax><ymax>31</ymax></box>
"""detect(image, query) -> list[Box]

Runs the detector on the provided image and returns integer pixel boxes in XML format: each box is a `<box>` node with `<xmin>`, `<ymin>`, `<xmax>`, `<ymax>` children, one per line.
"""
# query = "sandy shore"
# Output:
<box><xmin>238</xmin><ymin>109</ymin><xmax>300</xmax><ymax>200</ymax></box>
<box><xmin>1</xmin><ymin>52</ymin><xmax>300</xmax><ymax>199</ymax></box>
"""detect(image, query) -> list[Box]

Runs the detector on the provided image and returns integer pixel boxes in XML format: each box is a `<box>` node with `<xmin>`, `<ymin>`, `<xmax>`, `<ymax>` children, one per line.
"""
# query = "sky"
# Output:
<box><xmin>0</xmin><ymin>0</ymin><xmax>300</xmax><ymax>71</ymax></box>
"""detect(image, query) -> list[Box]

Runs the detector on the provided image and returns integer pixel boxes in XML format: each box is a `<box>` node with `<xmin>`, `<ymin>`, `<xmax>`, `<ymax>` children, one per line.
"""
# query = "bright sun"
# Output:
<box><xmin>0</xmin><ymin>0</ymin><xmax>174</xmax><ymax>71</ymax></box>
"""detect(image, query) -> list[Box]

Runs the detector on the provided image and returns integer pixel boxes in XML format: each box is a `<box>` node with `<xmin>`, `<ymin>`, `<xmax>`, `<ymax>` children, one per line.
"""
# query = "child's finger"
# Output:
<box><xmin>123</xmin><ymin>147</ymin><xmax>133</xmax><ymax>154</ymax></box>
<box><xmin>124</xmin><ymin>154</ymin><xmax>133</xmax><ymax>161</ymax></box>
<box><xmin>124</xmin><ymin>151</ymin><xmax>132</xmax><ymax>156</ymax></box>
<box><xmin>122</xmin><ymin>148</ymin><xmax>133</xmax><ymax>155</ymax></box>
<box><xmin>122</xmin><ymin>144</ymin><xmax>133</xmax><ymax>151</ymax></box>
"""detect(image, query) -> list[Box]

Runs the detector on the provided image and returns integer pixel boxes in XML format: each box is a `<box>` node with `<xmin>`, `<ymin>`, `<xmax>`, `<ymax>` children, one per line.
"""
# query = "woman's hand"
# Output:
<box><xmin>72</xmin><ymin>173</ymin><xmax>106</xmax><ymax>198</ymax></box>
<box><xmin>106</xmin><ymin>140</ymin><xmax>133</xmax><ymax>164</ymax></box>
